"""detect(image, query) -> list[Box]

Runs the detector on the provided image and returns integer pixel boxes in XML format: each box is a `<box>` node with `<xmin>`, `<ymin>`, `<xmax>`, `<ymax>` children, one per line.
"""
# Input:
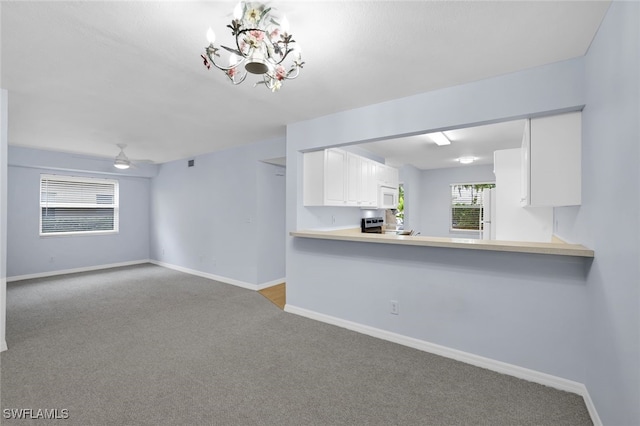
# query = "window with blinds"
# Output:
<box><xmin>40</xmin><ymin>174</ymin><xmax>119</xmax><ymax>235</ymax></box>
<box><xmin>450</xmin><ymin>183</ymin><xmax>495</xmax><ymax>232</ymax></box>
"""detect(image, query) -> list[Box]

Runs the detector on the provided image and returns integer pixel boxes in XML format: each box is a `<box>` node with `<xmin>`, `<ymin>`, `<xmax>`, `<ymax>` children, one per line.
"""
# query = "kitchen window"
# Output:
<box><xmin>450</xmin><ymin>183</ymin><xmax>495</xmax><ymax>232</ymax></box>
<box><xmin>40</xmin><ymin>174</ymin><xmax>119</xmax><ymax>236</ymax></box>
<box><xmin>396</xmin><ymin>184</ymin><xmax>404</xmax><ymax>225</ymax></box>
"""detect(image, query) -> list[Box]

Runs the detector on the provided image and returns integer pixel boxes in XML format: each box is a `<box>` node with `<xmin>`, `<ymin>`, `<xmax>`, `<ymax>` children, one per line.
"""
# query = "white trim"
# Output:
<box><xmin>0</xmin><ymin>277</ymin><xmax>5</xmax><ymax>353</ymax></box>
<box><xmin>6</xmin><ymin>259</ymin><xmax>150</xmax><ymax>282</ymax></box>
<box><xmin>150</xmin><ymin>260</ymin><xmax>278</xmax><ymax>291</ymax></box>
<box><xmin>284</xmin><ymin>304</ymin><xmax>601</xmax><ymax>425</ymax></box>
<box><xmin>581</xmin><ymin>388</ymin><xmax>603</xmax><ymax>426</ymax></box>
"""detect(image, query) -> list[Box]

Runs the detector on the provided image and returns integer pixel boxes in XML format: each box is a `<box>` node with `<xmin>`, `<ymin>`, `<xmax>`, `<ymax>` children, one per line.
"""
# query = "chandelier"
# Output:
<box><xmin>201</xmin><ymin>2</ymin><xmax>304</xmax><ymax>92</ymax></box>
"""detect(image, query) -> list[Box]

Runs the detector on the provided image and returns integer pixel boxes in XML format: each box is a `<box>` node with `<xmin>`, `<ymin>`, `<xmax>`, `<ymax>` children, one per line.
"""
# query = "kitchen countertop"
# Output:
<box><xmin>290</xmin><ymin>228</ymin><xmax>595</xmax><ymax>258</ymax></box>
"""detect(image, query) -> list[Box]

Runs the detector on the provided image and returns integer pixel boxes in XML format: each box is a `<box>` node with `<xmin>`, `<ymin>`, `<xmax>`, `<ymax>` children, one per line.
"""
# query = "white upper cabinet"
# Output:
<box><xmin>346</xmin><ymin>153</ymin><xmax>360</xmax><ymax>206</ymax></box>
<box><xmin>377</xmin><ymin>163</ymin><xmax>399</xmax><ymax>188</ymax></box>
<box><xmin>521</xmin><ymin>111</ymin><xmax>582</xmax><ymax>207</ymax></box>
<box><xmin>304</xmin><ymin>148</ymin><xmax>348</xmax><ymax>206</ymax></box>
<box><xmin>303</xmin><ymin>148</ymin><xmax>395</xmax><ymax>207</ymax></box>
<box><xmin>361</xmin><ymin>159</ymin><xmax>378</xmax><ymax>207</ymax></box>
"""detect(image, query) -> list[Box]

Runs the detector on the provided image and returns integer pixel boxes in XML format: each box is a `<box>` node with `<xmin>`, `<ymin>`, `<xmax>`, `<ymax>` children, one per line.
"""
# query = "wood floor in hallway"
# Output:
<box><xmin>258</xmin><ymin>283</ymin><xmax>286</xmax><ymax>310</ymax></box>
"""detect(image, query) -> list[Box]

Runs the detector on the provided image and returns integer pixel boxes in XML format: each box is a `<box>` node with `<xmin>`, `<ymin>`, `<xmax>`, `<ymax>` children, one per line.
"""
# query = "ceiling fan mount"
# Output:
<box><xmin>114</xmin><ymin>143</ymin><xmax>131</xmax><ymax>169</ymax></box>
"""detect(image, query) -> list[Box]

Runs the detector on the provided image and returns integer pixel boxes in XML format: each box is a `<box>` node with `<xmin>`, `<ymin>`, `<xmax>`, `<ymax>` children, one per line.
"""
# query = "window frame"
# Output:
<box><xmin>39</xmin><ymin>174</ymin><xmax>120</xmax><ymax>237</ymax></box>
<box><xmin>449</xmin><ymin>182</ymin><xmax>495</xmax><ymax>234</ymax></box>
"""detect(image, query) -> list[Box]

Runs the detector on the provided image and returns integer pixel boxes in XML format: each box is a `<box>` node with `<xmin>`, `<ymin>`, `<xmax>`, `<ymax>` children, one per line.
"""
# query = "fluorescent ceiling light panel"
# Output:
<box><xmin>427</xmin><ymin>132</ymin><xmax>451</xmax><ymax>146</ymax></box>
<box><xmin>458</xmin><ymin>156</ymin><xmax>475</xmax><ymax>164</ymax></box>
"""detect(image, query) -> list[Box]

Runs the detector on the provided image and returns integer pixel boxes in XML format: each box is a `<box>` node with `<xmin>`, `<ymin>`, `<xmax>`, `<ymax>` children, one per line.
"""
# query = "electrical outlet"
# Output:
<box><xmin>331</xmin><ymin>215</ymin><xmax>336</xmax><ymax>224</ymax></box>
<box><xmin>162</xmin><ymin>248</ymin><xmax>165</xmax><ymax>256</ymax></box>
<box><xmin>390</xmin><ymin>300</ymin><xmax>399</xmax><ymax>315</ymax></box>
<box><xmin>49</xmin><ymin>256</ymin><xmax>54</xmax><ymax>263</ymax></box>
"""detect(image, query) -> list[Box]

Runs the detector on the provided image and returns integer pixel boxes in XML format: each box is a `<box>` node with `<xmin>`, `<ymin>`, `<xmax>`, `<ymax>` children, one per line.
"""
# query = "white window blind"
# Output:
<box><xmin>450</xmin><ymin>183</ymin><xmax>495</xmax><ymax>231</ymax></box>
<box><xmin>40</xmin><ymin>174</ymin><xmax>119</xmax><ymax>235</ymax></box>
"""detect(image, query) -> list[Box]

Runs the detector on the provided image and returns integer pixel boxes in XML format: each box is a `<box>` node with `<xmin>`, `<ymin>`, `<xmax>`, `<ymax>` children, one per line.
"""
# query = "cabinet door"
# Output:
<box><xmin>377</xmin><ymin>164</ymin><xmax>399</xmax><ymax>188</ymax></box>
<box><xmin>325</xmin><ymin>149</ymin><xmax>347</xmax><ymax>205</ymax></box>
<box><xmin>346</xmin><ymin>153</ymin><xmax>360</xmax><ymax>205</ymax></box>
<box><xmin>378</xmin><ymin>164</ymin><xmax>391</xmax><ymax>185</ymax></box>
<box><xmin>363</xmin><ymin>160</ymin><xmax>377</xmax><ymax>206</ymax></box>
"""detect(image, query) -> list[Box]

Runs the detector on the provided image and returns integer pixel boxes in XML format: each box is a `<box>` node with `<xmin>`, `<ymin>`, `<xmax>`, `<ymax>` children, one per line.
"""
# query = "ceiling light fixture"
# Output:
<box><xmin>458</xmin><ymin>156</ymin><xmax>475</xmax><ymax>165</ymax></box>
<box><xmin>201</xmin><ymin>2</ymin><xmax>304</xmax><ymax>92</ymax></box>
<box><xmin>114</xmin><ymin>144</ymin><xmax>131</xmax><ymax>170</ymax></box>
<box><xmin>426</xmin><ymin>132</ymin><xmax>451</xmax><ymax>146</ymax></box>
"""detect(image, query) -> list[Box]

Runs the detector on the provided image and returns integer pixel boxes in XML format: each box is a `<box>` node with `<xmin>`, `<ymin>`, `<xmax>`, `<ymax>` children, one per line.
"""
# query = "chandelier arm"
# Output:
<box><xmin>284</xmin><ymin>66</ymin><xmax>301</xmax><ymax>80</ymax></box>
<box><xmin>272</xmin><ymin>52</ymin><xmax>293</xmax><ymax>66</ymax></box>
<box><xmin>261</xmin><ymin>76</ymin><xmax>274</xmax><ymax>89</ymax></box>
<box><xmin>220</xmin><ymin>45</ymin><xmax>243</xmax><ymax>57</ymax></box>
<box><xmin>234</xmin><ymin>27</ymin><xmax>268</xmax><ymax>51</ymax></box>
<box><xmin>235</xmin><ymin>27</ymin><xmax>268</xmax><ymax>36</ymax></box>
<box><xmin>262</xmin><ymin>75</ymin><xmax>279</xmax><ymax>90</ymax></box>
<box><xmin>205</xmin><ymin>47</ymin><xmax>246</xmax><ymax>72</ymax></box>
<box><xmin>227</xmin><ymin>70</ymin><xmax>248</xmax><ymax>85</ymax></box>
<box><xmin>235</xmin><ymin>27</ymin><xmax>297</xmax><ymax>64</ymax></box>
<box><xmin>265</xmin><ymin>63</ymin><xmax>300</xmax><ymax>81</ymax></box>
<box><xmin>234</xmin><ymin>29</ymin><xmax>246</xmax><ymax>57</ymax></box>
<box><xmin>269</xmin><ymin>42</ymin><xmax>302</xmax><ymax>67</ymax></box>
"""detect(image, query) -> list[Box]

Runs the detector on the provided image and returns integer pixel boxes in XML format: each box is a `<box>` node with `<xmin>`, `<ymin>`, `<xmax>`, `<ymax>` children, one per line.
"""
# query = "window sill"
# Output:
<box><xmin>40</xmin><ymin>230</ymin><xmax>119</xmax><ymax>238</ymax></box>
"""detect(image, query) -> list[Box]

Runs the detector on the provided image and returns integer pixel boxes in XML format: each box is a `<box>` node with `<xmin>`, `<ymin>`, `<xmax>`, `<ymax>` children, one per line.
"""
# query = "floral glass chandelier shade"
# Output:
<box><xmin>201</xmin><ymin>2</ymin><xmax>304</xmax><ymax>92</ymax></box>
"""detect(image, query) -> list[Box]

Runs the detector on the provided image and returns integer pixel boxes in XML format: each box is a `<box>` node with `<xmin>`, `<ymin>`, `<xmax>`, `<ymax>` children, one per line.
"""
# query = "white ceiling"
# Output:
<box><xmin>1</xmin><ymin>1</ymin><xmax>610</xmax><ymax>165</ymax></box>
<box><xmin>358</xmin><ymin>119</ymin><xmax>526</xmax><ymax>170</ymax></box>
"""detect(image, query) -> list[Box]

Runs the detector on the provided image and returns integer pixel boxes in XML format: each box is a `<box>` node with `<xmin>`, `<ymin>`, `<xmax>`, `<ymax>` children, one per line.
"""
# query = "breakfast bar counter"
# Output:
<box><xmin>290</xmin><ymin>228</ymin><xmax>595</xmax><ymax>258</ymax></box>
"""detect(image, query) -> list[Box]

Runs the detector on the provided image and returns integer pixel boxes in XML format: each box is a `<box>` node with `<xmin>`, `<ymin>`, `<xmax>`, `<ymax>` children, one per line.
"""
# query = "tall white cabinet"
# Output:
<box><xmin>495</xmin><ymin>149</ymin><xmax>553</xmax><ymax>242</ymax></box>
<box><xmin>521</xmin><ymin>111</ymin><xmax>582</xmax><ymax>207</ymax></box>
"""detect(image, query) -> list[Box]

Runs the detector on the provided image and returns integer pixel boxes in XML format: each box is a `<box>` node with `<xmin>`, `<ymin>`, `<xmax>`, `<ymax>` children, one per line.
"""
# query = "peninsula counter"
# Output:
<box><xmin>290</xmin><ymin>228</ymin><xmax>594</xmax><ymax>258</ymax></box>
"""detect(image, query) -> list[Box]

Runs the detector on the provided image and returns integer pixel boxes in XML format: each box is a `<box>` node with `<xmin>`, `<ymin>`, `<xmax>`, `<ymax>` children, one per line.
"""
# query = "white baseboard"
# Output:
<box><xmin>256</xmin><ymin>278</ymin><xmax>286</xmax><ymax>290</ymax></box>
<box><xmin>0</xmin><ymin>276</ymin><xmax>5</xmax><ymax>352</ymax></box>
<box><xmin>6</xmin><ymin>259</ymin><xmax>151</xmax><ymax>282</ymax></box>
<box><xmin>581</xmin><ymin>388</ymin><xmax>603</xmax><ymax>426</ymax></box>
<box><xmin>150</xmin><ymin>260</ymin><xmax>282</xmax><ymax>292</ymax></box>
<box><xmin>284</xmin><ymin>304</ymin><xmax>601</xmax><ymax>425</ymax></box>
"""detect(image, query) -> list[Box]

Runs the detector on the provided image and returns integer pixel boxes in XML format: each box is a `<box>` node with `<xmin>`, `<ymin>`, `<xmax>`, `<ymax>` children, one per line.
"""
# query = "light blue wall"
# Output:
<box><xmin>7</xmin><ymin>147</ymin><xmax>152</xmax><ymax>277</ymax></box>
<box><xmin>256</xmin><ymin>162</ymin><xmax>286</xmax><ymax>284</ymax></box>
<box><xmin>8</xmin><ymin>146</ymin><xmax>159</xmax><ymax>179</ymax></box>
<box><xmin>287</xmin><ymin>4</ymin><xmax>640</xmax><ymax>421</ymax></box>
<box><xmin>288</xmin><ymin>57</ymin><xmax>584</xmax><ymax>232</ymax></box>
<box><xmin>574</xmin><ymin>1</ymin><xmax>638</xmax><ymax>424</ymax></box>
<box><xmin>342</xmin><ymin>145</ymin><xmax>386</xmax><ymax>164</ymax></box>
<box><xmin>149</xmin><ymin>138</ymin><xmax>286</xmax><ymax>286</ymax></box>
<box><xmin>287</xmin><ymin>58</ymin><xmax>589</xmax><ymax>384</ymax></box>
<box><xmin>420</xmin><ymin>165</ymin><xmax>495</xmax><ymax>238</ymax></box>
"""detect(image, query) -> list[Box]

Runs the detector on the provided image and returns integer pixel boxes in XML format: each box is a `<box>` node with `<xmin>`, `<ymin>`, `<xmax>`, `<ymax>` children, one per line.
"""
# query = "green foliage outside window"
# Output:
<box><xmin>451</xmin><ymin>183</ymin><xmax>495</xmax><ymax>231</ymax></box>
<box><xmin>396</xmin><ymin>184</ymin><xmax>404</xmax><ymax>224</ymax></box>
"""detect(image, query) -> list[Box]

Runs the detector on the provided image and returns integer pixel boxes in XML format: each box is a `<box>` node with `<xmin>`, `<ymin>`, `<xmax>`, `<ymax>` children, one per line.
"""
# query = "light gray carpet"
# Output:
<box><xmin>2</xmin><ymin>264</ymin><xmax>592</xmax><ymax>425</ymax></box>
